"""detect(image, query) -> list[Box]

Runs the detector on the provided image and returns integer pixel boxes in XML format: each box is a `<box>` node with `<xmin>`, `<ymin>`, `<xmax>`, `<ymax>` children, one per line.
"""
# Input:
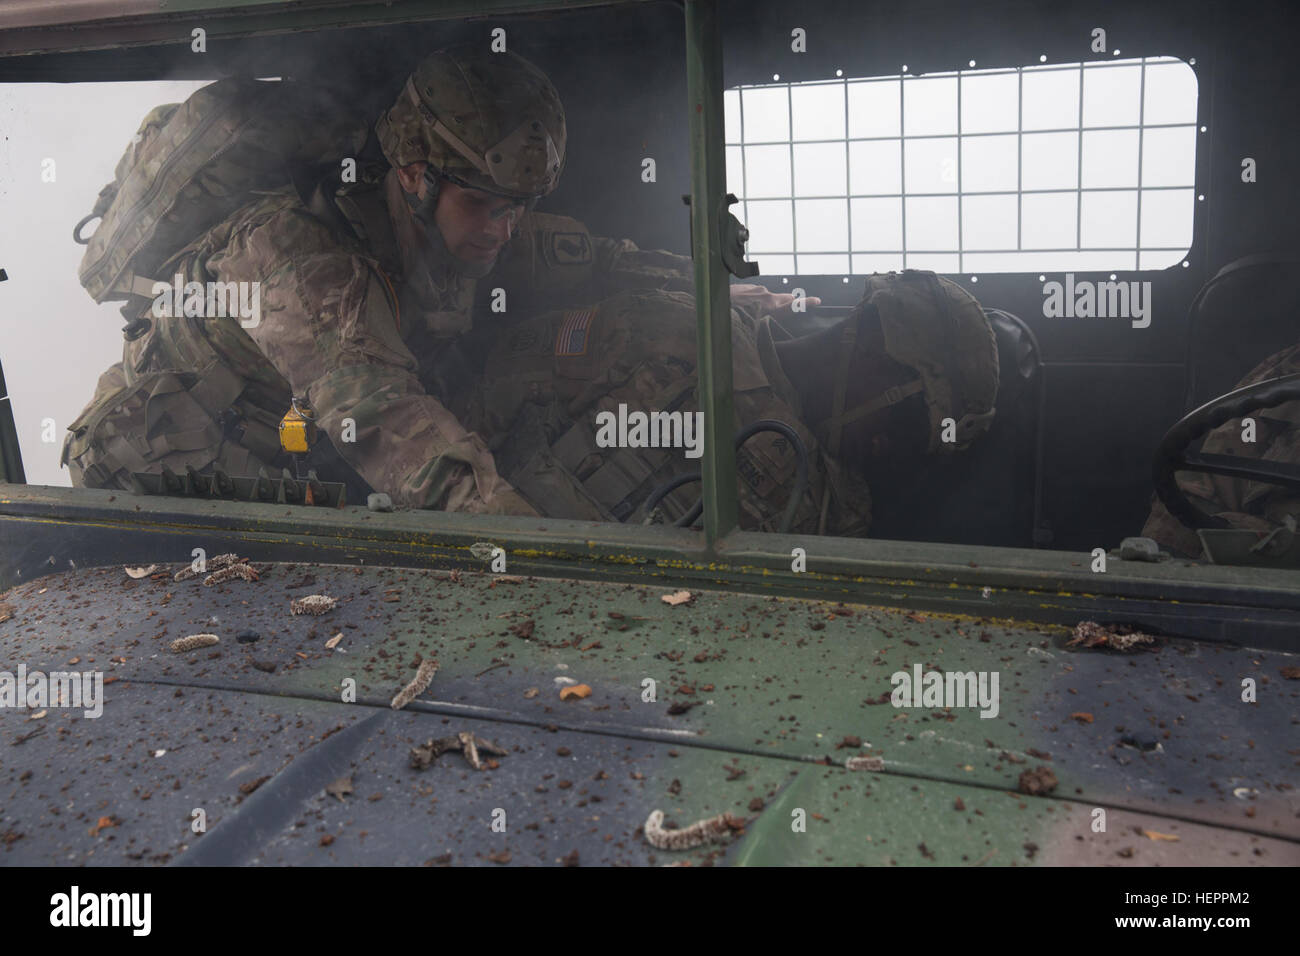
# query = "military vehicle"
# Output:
<box><xmin>0</xmin><ymin>0</ymin><xmax>1295</xmax><ymax>890</ymax></box>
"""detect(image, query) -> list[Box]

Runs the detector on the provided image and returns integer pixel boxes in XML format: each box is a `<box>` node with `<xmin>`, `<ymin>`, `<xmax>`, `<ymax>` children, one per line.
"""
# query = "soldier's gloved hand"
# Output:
<box><xmin>729</xmin><ymin>283</ymin><xmax>822</xmax><ymax>318</ymax></box>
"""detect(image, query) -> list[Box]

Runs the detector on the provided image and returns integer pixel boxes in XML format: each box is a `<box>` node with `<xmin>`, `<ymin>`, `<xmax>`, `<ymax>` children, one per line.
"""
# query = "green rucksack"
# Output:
<box><xmin>74</xmin><ymin>76</ymin><xmax>369</xmax><ymax>309</ymax></box>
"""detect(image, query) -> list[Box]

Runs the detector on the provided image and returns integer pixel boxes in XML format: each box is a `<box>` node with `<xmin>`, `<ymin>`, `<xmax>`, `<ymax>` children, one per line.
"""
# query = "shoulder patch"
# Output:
<box><xmin>555</xmin><ymin>308</ymin><xmax>595</xmax><ymax>357</ymax></box>
<box><xmin>549</xmin><ymin>231</ymin><xmax>592</xmax><ymax>266</ymax></box>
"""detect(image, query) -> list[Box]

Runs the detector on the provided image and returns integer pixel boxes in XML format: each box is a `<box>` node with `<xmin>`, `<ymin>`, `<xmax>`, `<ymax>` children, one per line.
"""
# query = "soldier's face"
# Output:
<box><xmin>398</xmin><ymin>162</ymin><xmax>522</xmax><ymax>268</ymax></box>
<box><xmin>433</xmin><ymin>181</ymin><xmax>523</xmax><ymax>266</ymax></box>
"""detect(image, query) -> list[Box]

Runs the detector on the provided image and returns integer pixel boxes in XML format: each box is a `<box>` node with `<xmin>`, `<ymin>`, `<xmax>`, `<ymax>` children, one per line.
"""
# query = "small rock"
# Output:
<box><xmin>236</xmin><ymin>630</ymin><xmax>260</xmax><ymax>644</ymax></box>
<box><xmin>470</xmin><ymin>542</ymin><xmax>499</xmax><ymax>561</ymax></box>
<box><xmin>1117</xmin><ymin>537</ymin><xmax>1162</xmax><ymax>562</ymax></box>
<box><xmin>367</xmin><ymin>492</ymin><xmax>393</xmax><ymax>513</ymax></box>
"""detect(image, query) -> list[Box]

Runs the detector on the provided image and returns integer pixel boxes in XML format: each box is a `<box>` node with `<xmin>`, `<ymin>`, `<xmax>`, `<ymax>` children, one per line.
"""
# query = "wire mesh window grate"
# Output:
<box><xmin>724</xmin><ymin>56</ymin><xmax>1199</xmax><ymax>275</ymax></box>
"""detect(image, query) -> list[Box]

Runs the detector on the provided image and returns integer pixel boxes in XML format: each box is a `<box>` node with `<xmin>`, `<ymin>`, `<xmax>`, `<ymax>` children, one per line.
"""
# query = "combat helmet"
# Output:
<box><xmin>375</xmin><ymin>45</ymin><xmax>567</xmax><ymax>203</ymax></box>
<box><xmin>819</xmin><ymin>270</ymin><xmax>1000</xmax><ymax>458</ymax></box>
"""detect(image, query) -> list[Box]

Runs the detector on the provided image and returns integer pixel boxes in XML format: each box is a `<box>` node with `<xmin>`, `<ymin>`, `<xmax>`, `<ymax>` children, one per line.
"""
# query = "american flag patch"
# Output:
<box><xmin>555</xmin><ymin>308</ymin><xmax>595</xmax><ymax>357</ymax></box>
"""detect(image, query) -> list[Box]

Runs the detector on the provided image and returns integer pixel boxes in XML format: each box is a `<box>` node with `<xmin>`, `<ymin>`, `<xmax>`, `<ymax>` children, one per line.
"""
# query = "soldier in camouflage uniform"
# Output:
<box><xmin>65</xmin><ymin>46</ymin><xmax>997</xmax><ymax>527</ymax></box>
<box><xmin>467</xmin><ymin>271</ymin><xmax>1000</xmax><ymax>534</ymax></box>
<box><xmin>1141</xmin><ymin>343</ymin><xmax>1300</xmax><ymax>558</ymax></box>
<box><xmin>65</xmin><ymin>45</ymin><xmax>806</xmax><ymax>514</ymax></box>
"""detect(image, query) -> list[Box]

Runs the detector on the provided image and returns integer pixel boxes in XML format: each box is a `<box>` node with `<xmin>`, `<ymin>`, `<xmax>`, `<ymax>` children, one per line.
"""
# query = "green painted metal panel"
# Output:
<box><xmin>3</xmin><ymin>485</ymin><xmax>1299</xmax><ymax>646</ymax></box>
<box><xmin>4</xmin><ymin>559</ymin><xmax>1295</xmax><ymax>847</ymax></box>
<box><xmin>3</xmin><ymin>558</ymin><xmax>1295</xmax><ymax>865</ymax></box>
<box><xmin>685</xmin><ymin>0</ymin><xmax>739</xmax><ymax>546</ymax></box>
<box><xmin>0</xmin><ymin>0</ymin><xmax>647</xmax><ymax>57</ymax></box>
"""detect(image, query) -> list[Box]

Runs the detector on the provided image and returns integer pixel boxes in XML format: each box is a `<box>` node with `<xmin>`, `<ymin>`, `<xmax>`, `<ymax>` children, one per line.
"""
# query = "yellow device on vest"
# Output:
<box><xmin>278</xmin><ymin>398</ymin><xmax>317</xmax><ymax>455</ymax></box>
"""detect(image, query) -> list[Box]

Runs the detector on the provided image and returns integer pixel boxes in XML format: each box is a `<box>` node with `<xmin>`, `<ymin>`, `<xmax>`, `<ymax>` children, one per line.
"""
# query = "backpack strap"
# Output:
<box><xmin>825</xmin><ymin>319</ymin><xmax>856</xmax><ymax>459</ymax></box>
<box><xmin>821</xmin><ymin>305</ymin><xmax>927</xmax><ymax>459</ymax></box>
<box><xmin>331</xmin><ymin>178</ymin><xmax>404</xmax><ymax>280</ymax></box>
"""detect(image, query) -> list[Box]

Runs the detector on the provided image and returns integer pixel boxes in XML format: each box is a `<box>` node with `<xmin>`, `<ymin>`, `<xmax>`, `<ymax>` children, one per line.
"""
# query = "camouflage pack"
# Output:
<box><xmin>74</xmin><ymin>77</ymin><xmax>368</xmax><ymax>305</ymax></box>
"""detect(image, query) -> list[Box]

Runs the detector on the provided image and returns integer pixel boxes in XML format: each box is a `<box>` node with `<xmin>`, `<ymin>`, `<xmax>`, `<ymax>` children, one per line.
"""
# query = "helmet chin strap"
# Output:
<box><xmin>402</xmin><ymin>167</ymin><xmax>499</xmax><ymax>279</ymax></box>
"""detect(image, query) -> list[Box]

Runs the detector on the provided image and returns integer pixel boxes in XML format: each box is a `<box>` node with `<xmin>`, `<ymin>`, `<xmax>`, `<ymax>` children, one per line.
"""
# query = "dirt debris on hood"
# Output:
<box><xmin>1067</xmin><ymin>621</ymin><xmax>1157</xmax><ymax>651</ymax></box>
<box><xmin>324</xmin><ymin>775</ymin><xmax>354</xmax><ymax>801</ymax></box>
<box><xmin>291</xmin><ymin>594</ymin><xmax>338</xmax><ymax>616</ymax></box>
<box><xmin>643</xmin><ymin>808</ymin><xmax>747</xmax><ymax>850</ymax></box>
<box><xmin>1017</xmin><ymin>765</ymin><xmax>1059</xmax><ymax>795</ymax></box>
<box><xmin>409</xmin><ymin>732</ymin><xmax>507</xmax><ymax>771</ymax></box>
<box><xmin>169</xmin><ymin>634</ymin><xmax>220</xmax><ymax>653</ymax></box>
<box><xmin>390</xmin><ymin>658</ymin><xmax>439</xmax><ymax>710</ymax></box>
<box><xmin>204</xmin><ymin>563</ymin><xmax>259</xmax><ymax>586</ymax></box>
<box><xmin>173</xmin><ymin>553</ymin><xmax>245</xmax><ymax>582</ymax></box>
<box><xmin>846</xmin><ymin>755</ymin><xmax>885</xmax><ymax>772</ymax></box>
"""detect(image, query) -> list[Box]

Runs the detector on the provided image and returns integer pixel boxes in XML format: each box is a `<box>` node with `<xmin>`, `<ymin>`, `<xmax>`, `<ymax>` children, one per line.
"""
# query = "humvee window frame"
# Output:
<box><xmin>0</xmin><ymin>0</ymin><xmax>1297</xmax><ymax>650</ymax></box>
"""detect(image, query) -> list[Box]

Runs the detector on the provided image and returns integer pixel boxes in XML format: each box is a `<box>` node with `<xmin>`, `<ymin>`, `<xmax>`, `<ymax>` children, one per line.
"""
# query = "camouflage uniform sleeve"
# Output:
<box><xmin>591</xmin><ymin>236</ymin><xmax>697</xmax><ymax>298</ymax></box>
<box><xmin>207</xmin><ymin>201</ymin><xmax>534</xmax><ymax>515</ymax></box>
<box><xmin>590</xmin><ymin>236</ymin><xmax>774</xmax><ymax>326</ymax></box>
<box><xmin>592</xmin><ymin>235</ymin><xmax>780</xmax><ymax>329</ymax></box>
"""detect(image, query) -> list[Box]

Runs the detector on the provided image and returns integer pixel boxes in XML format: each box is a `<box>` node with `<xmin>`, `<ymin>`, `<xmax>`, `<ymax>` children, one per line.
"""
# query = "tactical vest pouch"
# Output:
<box><xmin>549</xmin><ymin>377</ymin><xmax>703</xmax><ymax>523</ymax></box>
<box><xmin>553</xmin><ymin>423</ymin><xmax>678</xmax><ymax>521</ymax></box>
<box><xmin>63</xmin><ymin>364</ymin><xmax>277</xmax><ymax>490</ymax></box>
<box><xmin>76</xmin><ymin>77</ymin><xmax>368</xmax><ymax>304</ymax></box>
<box><xmin>491</xmin><ymin>404</ymin><xmax>611</xmax><ymax>522</ymax></box>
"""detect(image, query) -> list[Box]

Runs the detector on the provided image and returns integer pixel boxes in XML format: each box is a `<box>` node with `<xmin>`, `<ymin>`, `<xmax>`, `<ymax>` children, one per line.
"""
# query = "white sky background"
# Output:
<box><xmin>0</xmin><ymin>80</ymin><xmax>211</xmax><ymax>487</ymax></box>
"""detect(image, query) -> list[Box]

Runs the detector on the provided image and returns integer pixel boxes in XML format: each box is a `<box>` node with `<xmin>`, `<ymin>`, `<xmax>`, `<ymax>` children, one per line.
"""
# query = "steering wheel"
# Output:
<box><xmin>1152</xmin><ymin>372</ymin><xmax>1300</xmax><ymax>530</ymax></box>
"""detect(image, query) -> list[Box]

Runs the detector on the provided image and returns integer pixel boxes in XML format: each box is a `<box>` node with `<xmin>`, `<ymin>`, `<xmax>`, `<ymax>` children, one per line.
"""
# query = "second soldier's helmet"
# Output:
<box><xmin>375</xmin><ymin>45</ymin><xmax>567</xmax><ymax>202</ymax></box>
<box><xmin>820</xmin><ymin>270</ymin><xmax>1000</xmax><ymax>458</ymax></box>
